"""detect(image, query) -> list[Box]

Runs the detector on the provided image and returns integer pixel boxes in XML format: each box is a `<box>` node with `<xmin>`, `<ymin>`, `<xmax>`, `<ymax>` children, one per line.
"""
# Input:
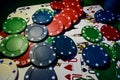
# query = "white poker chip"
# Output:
<box><xmin>7</xmin><ymin>10</ymin><xmax>30</xmax><ymax>22</ymax></box>
<box><xmin>0</xmin><ymin>59</ymin><xmax>18</xmax><ymax>80</ymax></box>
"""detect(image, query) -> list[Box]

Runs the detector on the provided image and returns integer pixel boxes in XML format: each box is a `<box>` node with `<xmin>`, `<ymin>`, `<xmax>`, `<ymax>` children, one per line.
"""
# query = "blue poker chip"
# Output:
<box><xmin>94</xmin><ymin>9</ymin><xmax>115</xmax><ymax>24</ymax></box>
<box><xmin>82</xmin><ymin>44</ymin><xmax>109</xmax><ymax>68</ymax></box>
<box><xmin>30</xmin><ymin>42</ymin><xmax>57</xmax><ymax>67</ymax></box>
<box><xmin>94</xmin><ymin>9</ymin><xmax>103</xmax><ymax>22</ymax></box>
<box><xmin>24</xmin><ymin>66</ymin><xmax>58</xmax><ymax>80</ymax></box>
<box><xmin>116</xmin><ymin>14</ymin><xmax>120</xmax><ymax>22</ymax></box>
<box><xmin>52</xmin><ymin>35</ymin><xmax>77</xmax><ymax>60</ymax></box>
<box><xmin>25</xmin><ymin>23</ymin><xmax>48</xmax><ymax>42</ymax></box>
<box><xmin>32</xmin><ymin>8</ymin><xmax>54</xmax><ymax>24</ymax></box>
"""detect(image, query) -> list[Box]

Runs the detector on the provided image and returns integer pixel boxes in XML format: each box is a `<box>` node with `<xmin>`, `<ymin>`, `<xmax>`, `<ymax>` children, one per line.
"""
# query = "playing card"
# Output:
<box><xmin>55</xmin><ymin>54</ymin><xmax>83</xmax><ymax>80</ymax></box>
<box><xmin>64</xmin><ymin>28</ymin><xmax>82</xmax><ymax>36</ymax></box>
<box><xmin>74</xmin><ymin>19</ymin><xmax>94</xmax><ymax>29</ymax></box>
<box><xmin>83</xmin><ymin>5</ymin><xmax>103</xmax><ymax>18</ymax></box>
<box><xmin>80</xmin><ymin>54</ymin><xmax>98</xmax><ymax>80</ymax></box>
<box><xmin>102</xmin><ymin>37</ymin><xmax>114</xmax><ymax>45</ymax></box>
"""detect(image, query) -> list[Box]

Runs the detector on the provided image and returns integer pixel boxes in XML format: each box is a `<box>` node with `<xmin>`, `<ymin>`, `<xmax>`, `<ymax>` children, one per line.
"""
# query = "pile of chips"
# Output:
<box><xmin>0</xmin><ymin>0</ymin><xmax>120</xmax><ymax>80</ymax></box>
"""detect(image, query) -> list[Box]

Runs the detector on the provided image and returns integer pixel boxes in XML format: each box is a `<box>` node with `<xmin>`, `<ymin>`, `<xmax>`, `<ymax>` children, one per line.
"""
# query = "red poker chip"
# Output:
<box><xmin>62</xmin><ymin>0</ymin><xmax>80</xmax><ymax>7</ymax></box>
<box><xmin>50</xmin><ymin>1</ymin><xmax>65</xmax><ymax>10</ymax></box>
<box><xmin>47</xmin><ymin>19</ymin><xmax>64</xmax><ymax>36</ymax></box>
<box><xmin>13</xmin><ymin>42</ymin><xmax>34</xmax><ymax>67</ymax></box>
<box><xmin>53</xmin><ymin>14</ymin><xmax>72</xmax><ymax>30</ymax></box>
<box><xmin>0</xmin><ymin>30</ymin><xmax>8</xmax><ymax>38</ymax></box>
<box><xmin>67</xmin><ymin>5</ymin><xmax>83</xmax><ymax>17</ymax></box>
<box><xmin>100</xmin><ymin>25</ymin><xmax>120</xmax><ymax>41</ymax></box>
<box><xmin>61</xmin><ymin>8</ymin><xmax>79</xmax><ymax>23</ymax></box>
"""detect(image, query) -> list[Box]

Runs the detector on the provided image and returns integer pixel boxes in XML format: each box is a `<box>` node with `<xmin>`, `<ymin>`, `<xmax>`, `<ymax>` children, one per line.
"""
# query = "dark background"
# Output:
<box><xmin>0</xmin><ymin>0</ymin><xmax>105</xmax><ymax>31</ymax></box>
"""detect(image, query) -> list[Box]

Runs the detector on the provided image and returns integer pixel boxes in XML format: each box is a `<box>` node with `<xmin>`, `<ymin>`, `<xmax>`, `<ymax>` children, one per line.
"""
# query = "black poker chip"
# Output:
<box><xmin>25</xmin><ymin>23</ymin><xmax>48</xmax><ymax>42</ymax></box>
<box><xmin>30</xmin><ymin>42</ymin><xmax>57</xmax><ymax>67</ymax></box>
<box><xmin>24</xmin><ymin>66</ymin><xmax>58</xmax><ymax>80</ymax></box>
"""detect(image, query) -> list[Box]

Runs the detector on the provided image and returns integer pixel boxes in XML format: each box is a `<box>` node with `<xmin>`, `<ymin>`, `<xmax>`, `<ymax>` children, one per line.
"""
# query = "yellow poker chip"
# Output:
<box><xmin>0</xmin><ymin>59</ymin><xmax>18</xmax><ymax>80</ymax></box>
<box><xmin>7</xmin><ymin>10</ymin><xmax>30</xmax><ymax>22</ymax></box>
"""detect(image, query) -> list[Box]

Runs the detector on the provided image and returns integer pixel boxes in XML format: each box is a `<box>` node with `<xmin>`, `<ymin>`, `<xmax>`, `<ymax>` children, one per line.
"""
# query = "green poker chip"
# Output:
<box><xmin>0</xmin><ymin>34</ymin><xmax>28</xmax><ymax>57</ymax></box>
<box><xmin>97</xmin><ymin>42</ymin><xmax>117</xmax><ymax>62</ymax></box>
<box><xmin>45</xmin><ymin>36</ymin><xmax>54</xmax><ymax>45</ymax></box>
<box><xmin>113</xmin><ymin>22</ymin><xmax>120</xmax><ymax>31</ymax></box>
<box><xmin>94</xmin><ymin>61</ymin><xmax>117</xmax><ymax>80</ymax></box>
<box><xmin>2</xmin><ymin>17</ymin><xmax>27</xmax><ymax>34</ymax></box>
<box><xmin>112</xmin><ymin>66</ymin><xmax>120</xmax><ymax>80</ymax></box>
<box><xmin>82</xmin><ymin>0</ymin><xmax>97</xmax><ymax>6</ymax></box>
<box><xmin>112</xmin><ymin>42</ymin><xmax>120</xmax><ymax>60</ymax></box>
<box><xmin>81</xmin><ymin>25</ymin><xmax>102</xmax><ymax>43</ymax></box>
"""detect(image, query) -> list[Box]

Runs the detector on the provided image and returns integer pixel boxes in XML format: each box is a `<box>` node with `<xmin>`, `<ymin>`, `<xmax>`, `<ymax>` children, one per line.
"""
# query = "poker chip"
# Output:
<box><xmin>94</xmin><ymin>9</ymin><xmax>103</xmax><ymax>22</ymax></box>
<box><xmin>112</xmin><ymin>42</ymin><xmax>120</xmax><ymax>60</ymax></box>
<box><xmin>81</xmin><ymin>25</ymin><xmax>102</xmax><ymax>43</ymax></box>
<box><xmin>61</xmin><ymin>8</ymin><xmax>79</xmax><ymax>23</ymax></box>
<box><xmin>2</xmin><ymin>17</ymin><xmax>27</xmax><ymax>34</ymax></box>
<box><xmin>25</xmin><ymin>23</ymin><xmax>48</xmax><ymax>42</ymax></box>
<box><xmin>50</xmin><ymin>1</ymin><xmax>65</xmax><ymax>10</ymax></box>
<box><xmin>94</xmin><ymin>61</ymin><xmax>116</xmax><ymax>80</ymax></box>
<box><xmin>100</xmin><ymin>25</ymin><xmax>120</xmax><ymax>41</ymax></box>
<box><xmin>45</xmin><ymin>36</ymin><xmax>55</xmax><ymax>45</ymax></box>
<box><xmin>7</xmin><ymin>10</ymin><xmax>29</xmax><ymax>22</ymax></box>
<box><xmin>0</xmin><ymin>36</ymin><xmax>3</xmax><ymax>44</ymax></box>
<box><xmin>94</xmin><ymin>9</ymin><xmax>115</xmax><ymax>24</ymax></box>
<box><xmin>82</xmin><ymin>44</ymin><xmax>109</xmax><ymax>67</ymax></box>
<box><xmin>24</xmin><ymin>66</ymin><xmax>57</xmax><ymax>80</ymax></box>
<box><xmin>113</xmin><ymin>66</ymin><xmax>120</xmax><ymax>80</ymax></box>
<box><xmin>62</xmin><ymin>0</ymin><xmax>80</xmax><ymax>7</ymax></box>
<box><xmin>66</xmin><ymin>5</ymin><xmax>83</xmax><ymax>17</ymax></box>
<box><xmin>47</xmin><ymin>19</ymin><xmax>64</xmax><ymax>36</ymax></box>
<box><xmin>114</xmin><ymin>22</ymin><xmax>120</xmax><ymax>31</ymax></box>
<box><xmin>53</xmin><ymin>14</ymin><xmax>72</xmax><ymax>30</ymax></box>
<box><xmin>82</xmin><ymin>0</ymin><xmax>97</xmax><ymax>6</ymax></box>
<box><xmin>13</xmin><ymin>42</ymin><xmax>33</xmax><ymax>67</ymax></box>
<box><xmin>30</xmin><ymin>42</ymin><xmax>56</xmax><ymax>67</ymax></box>
<box><xmin>0</xmin><ymin>34</ymin><xmax>28</xmax><ymax>57</ymax></box>
<box><xmin>1</xmin><ymin>2</ymin><xmax>120</xmax><ymax>80</ymax></box>
<box><xmin>116</xmin><ymin>14</ymin><xmax>120</xmax><ymax>22</ymax></box>
<box><xmin>32</xmin><ymin>8</ymin><xmax>54</xmax><ymax>24</ymax></box>
<box><xmin>98</xmin><ymin>42</ymin><xmax>116</xmax><ymax>61</ymax></box>
<box><xmin>52</xmin><ymin>35</ymin><xmax>77</xmax><ymax>60</ymax></box>
<box><xmin>0</xmin><ymin>59</ymin><xmax>18</xmax><ymax>80</ymax></box>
